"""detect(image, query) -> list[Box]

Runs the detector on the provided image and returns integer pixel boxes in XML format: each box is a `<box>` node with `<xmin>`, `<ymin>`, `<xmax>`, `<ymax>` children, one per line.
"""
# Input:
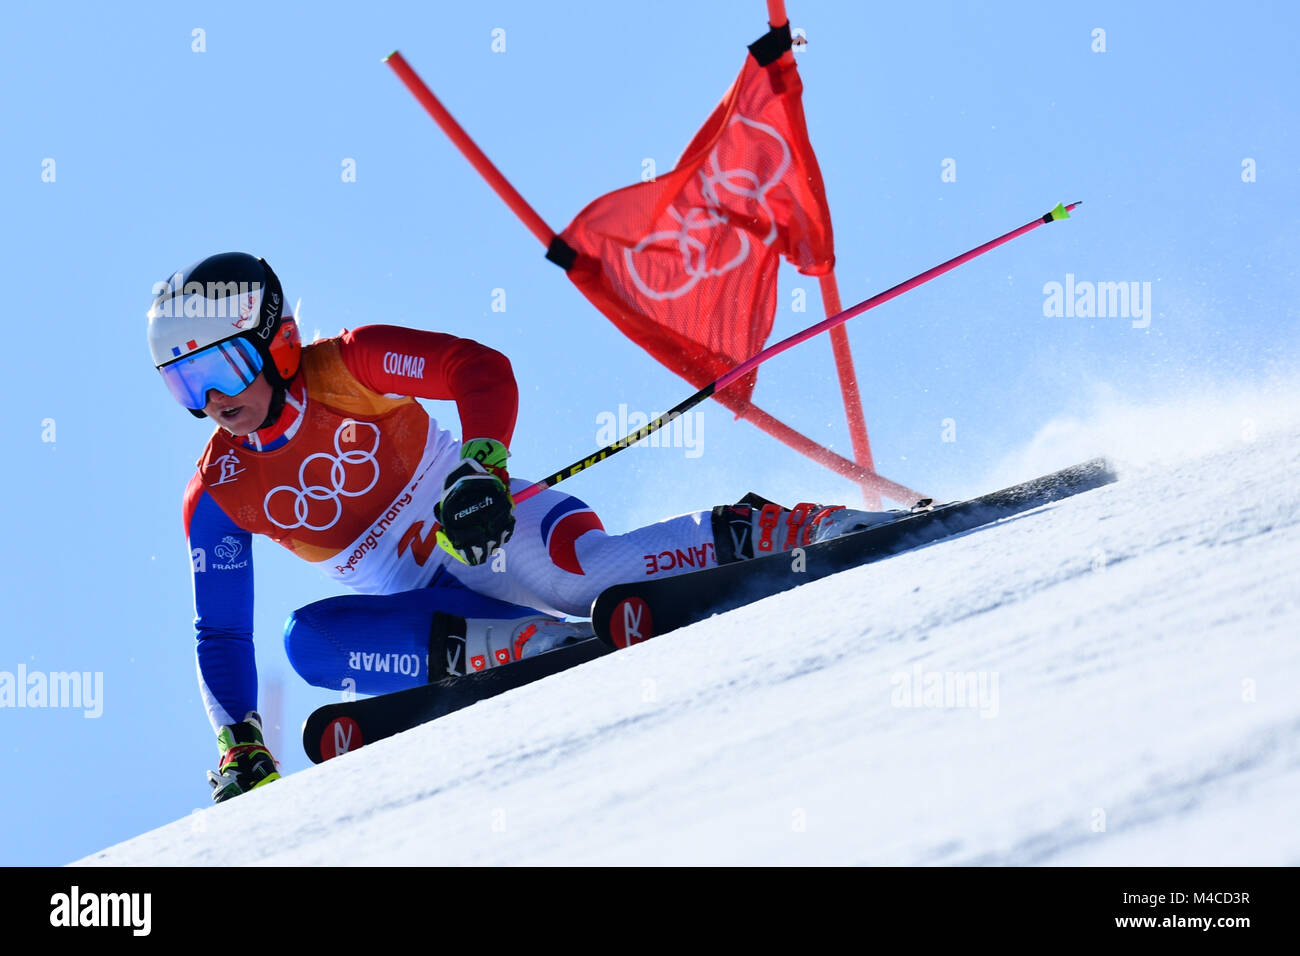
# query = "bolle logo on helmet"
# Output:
<box><xmin>264</xmin><ymin>420</ymin><xmax>382</xmax><ymax>532</ymax></box>
<box><xmin>258</xmin><ymin>292</ymin><xmax>282</xmax><ymax>340</ymax></box>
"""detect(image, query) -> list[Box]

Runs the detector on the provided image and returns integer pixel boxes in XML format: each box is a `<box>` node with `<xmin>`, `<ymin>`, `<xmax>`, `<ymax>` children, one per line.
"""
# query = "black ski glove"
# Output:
<box><xmin>434</xmin><ymin>459</ymin><xmax>515</xmax><ymax>565</ymax></box>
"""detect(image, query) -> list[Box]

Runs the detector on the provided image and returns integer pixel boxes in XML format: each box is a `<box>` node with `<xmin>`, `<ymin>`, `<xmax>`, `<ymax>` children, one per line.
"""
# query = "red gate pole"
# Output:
<box><xmin>385</xmin><ymin>46</ymin><xmax>926</xmax><ymax>505</ymax></box>
<box><xmin>766</xmin><ymin>1</ymin><xmax>883</xmax><ymax>506</ymax></box>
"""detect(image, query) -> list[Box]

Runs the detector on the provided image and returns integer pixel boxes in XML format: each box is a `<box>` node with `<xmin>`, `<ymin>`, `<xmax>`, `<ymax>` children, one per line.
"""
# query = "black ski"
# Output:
<box><xmin>300</xmin><ymin>459</ymin><xmax>1115</xmax><ymax>761</ymax></box>
<box><xmin>301</xmin><ymin>637</ymin><xmax>612</xmax><ymax>763</ymax></box>
<box><xmin>591</xmin><ymin>457</ymin><xmax>1117</xmax><ymax>648</ymax></box>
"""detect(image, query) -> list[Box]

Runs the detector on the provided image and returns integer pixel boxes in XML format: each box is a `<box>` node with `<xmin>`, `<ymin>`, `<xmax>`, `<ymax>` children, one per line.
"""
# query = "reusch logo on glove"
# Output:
<box><xmin>453</xmin><ymin>496</ymin><xmax>493</xmax><ymax>521</ymax></box>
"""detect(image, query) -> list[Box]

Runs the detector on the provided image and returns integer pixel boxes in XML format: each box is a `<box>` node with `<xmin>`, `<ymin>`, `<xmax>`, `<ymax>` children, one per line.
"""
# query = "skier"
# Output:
<box><xmin>149</xmin><ymin>252</ymin><xmax>891</xmax><ymax>801</ymax></box>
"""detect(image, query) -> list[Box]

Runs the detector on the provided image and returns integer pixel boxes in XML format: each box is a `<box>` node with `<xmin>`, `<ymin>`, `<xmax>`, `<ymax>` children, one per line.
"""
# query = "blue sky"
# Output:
<box><xmin>1</xmin><ymin>0</ymin><xmax>1296</xmax><ymax>864</ymax></box>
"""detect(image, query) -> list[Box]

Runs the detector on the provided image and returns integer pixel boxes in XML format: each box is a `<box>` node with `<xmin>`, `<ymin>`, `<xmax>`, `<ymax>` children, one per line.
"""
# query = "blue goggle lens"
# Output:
<box><xmin>158</xmin><ymin>338</ymin><xmax>264</xmax><ymax>410</ymax></box>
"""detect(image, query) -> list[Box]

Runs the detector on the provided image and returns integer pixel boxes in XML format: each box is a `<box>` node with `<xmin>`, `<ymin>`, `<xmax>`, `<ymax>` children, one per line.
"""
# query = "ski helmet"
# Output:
<box><xmin>147</xmin><ymin>253</ymin><xmax>301</xmax><ymax>418</ymax></box>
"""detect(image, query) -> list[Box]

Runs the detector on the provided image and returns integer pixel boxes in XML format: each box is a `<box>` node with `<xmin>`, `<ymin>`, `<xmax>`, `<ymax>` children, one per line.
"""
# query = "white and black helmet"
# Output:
<box><xmin>147</xmin><ymin>252</ymin><xmax>301</xmax><ymax>417</ymax></box>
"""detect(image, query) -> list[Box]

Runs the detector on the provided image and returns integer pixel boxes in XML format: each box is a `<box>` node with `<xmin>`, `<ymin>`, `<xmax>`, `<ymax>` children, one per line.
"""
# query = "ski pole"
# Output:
<box><xmin>512</xmin><ymin>202</ymin><xmax>1080</xmax><ymax>505</ymax></box>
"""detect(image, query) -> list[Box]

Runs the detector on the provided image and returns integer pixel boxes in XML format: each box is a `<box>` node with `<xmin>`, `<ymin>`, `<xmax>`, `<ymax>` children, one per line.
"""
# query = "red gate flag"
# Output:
<box><xmin>551</xmin><ymin>24</ymin><xmax>833</xmax><ymax>410</ymax></box>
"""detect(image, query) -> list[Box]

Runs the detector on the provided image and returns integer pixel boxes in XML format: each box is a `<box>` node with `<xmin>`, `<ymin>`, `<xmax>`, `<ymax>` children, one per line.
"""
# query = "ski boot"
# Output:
<box><xmin>430</xmin><ymin>612</ymin><xmax>594</xmax><ymax>677</ymax></box>
<box><xmin>711</xmin><ymin>493</ymin><xmax>904</xmax><ymax>564</ymax></box>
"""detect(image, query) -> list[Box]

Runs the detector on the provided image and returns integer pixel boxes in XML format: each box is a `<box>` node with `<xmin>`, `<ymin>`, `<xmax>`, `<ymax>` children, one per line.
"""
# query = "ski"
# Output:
<box><xmin>300</xmin><ymin>459</ymin><xmax>1115</xmax><ymax>761</ymax></box>
<box><xmin>591</xmin><ymin>457</ymin><xmax>1118</xmax><ymax>649</ymax></box>
<box><xmin>301</xmin><ymin>637</ymin><xmax>612</xmax><ymax>763</ymax></box>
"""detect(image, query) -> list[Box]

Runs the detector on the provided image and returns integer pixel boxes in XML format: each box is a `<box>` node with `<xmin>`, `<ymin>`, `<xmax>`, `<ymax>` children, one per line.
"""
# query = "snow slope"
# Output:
<box><xmin>75</xmin><ymin>395</ymin><xmax>1300</xmax><ymax>866</ymax></box>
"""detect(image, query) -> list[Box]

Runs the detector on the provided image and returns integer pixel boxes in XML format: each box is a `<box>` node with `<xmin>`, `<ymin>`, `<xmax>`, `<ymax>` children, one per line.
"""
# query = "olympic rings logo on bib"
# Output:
<box><xmin>264</xmin><ymin>420</ymin><xmax>381</xmax><ymax>531</ymax></box>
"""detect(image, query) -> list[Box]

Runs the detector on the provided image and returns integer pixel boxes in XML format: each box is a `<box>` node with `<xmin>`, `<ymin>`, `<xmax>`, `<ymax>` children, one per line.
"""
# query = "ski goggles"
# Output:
<box><xmin>158</xmin><ymin>337</ymin><xmax>263</xmax><ymax>410</ymax></box>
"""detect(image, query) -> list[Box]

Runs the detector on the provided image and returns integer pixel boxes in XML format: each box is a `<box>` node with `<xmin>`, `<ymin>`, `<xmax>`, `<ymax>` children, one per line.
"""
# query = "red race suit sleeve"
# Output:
<box><xmin>338</xmin><ymin>325</ymin><xmax>519</xmax><ymax>446</ymax></box>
